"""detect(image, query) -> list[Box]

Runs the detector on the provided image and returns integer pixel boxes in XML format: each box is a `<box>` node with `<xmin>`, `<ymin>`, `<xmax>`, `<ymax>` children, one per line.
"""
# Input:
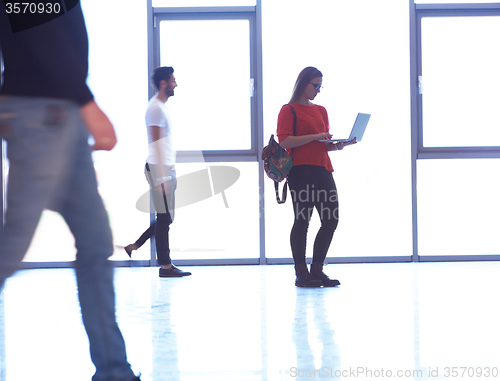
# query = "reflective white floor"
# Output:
<box><xmin>1</xmin><ymin>262</ymin><xmax>500</xmax><ymax>381</ymax></box>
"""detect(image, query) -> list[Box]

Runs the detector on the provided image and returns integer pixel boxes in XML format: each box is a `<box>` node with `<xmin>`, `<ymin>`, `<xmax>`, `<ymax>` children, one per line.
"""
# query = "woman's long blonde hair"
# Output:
<box><xmin>289</xmin><ymin>67</ymin><xmax>323</xmax><ymax>104</ymax></box>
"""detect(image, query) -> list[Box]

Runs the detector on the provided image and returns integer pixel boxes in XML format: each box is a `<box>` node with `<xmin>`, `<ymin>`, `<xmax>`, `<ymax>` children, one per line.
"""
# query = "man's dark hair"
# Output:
<box><xmin>152</xmin><ymin>66</ymin><xmax>174</xmax><ymax>90</ymax></box>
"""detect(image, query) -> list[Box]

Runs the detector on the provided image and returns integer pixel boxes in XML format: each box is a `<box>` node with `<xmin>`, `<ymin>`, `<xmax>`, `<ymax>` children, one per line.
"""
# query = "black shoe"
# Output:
<box><xmin>159</xmin><ymin>265</ymin><xmax>192</xmax><ymax>277</ymax></box>
<box><xmin>124</xmin><ymin>244</ymin><xmax>136</xmax><ymax>258</ymax></box>
<box><xmin>294</xmin><ymin>263</ymin><xmax>323</xmax><ymax>288</ymax></box>
<box><xmin>295</xmin><ymin>276</ymin><xmax>323</xmax><ymax>288</ymax></box>
<box><xmin>310</xmin><ymin>263</ymin><xmax>340</xmax><ymax>287</ymax></box>
<box><xmin>314</xmin><ymin>274</ymin><xmax>340</xmax><ymax>287</ymax></box>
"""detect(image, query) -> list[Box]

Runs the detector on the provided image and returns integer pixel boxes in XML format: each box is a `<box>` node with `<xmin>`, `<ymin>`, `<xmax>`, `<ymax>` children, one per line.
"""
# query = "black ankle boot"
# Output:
<box><xmin>310</xmin><ymin>263</ymin><xmax>340</xmax><ymax>287</ymax></box>
<box><xmin>294</xmin><ymin>263</ymin><xmax>322</xmax><ymax>288</ymax></box>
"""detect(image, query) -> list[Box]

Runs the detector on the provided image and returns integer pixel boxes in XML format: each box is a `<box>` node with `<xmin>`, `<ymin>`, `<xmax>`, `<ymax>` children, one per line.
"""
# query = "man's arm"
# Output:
<box><xmin>1</xmin><ymin>3</ymin><xmax>117</xmax><ymax>151</ymax></box>
<box><xmin>148</xmin><ymin>125</ymin><xmax>170</xmax><ymax>188</ymax></box>
<box><xmin>80</xmin><ymin>100</ymin><xmax>117</xmax><ymax>151</ymax></box>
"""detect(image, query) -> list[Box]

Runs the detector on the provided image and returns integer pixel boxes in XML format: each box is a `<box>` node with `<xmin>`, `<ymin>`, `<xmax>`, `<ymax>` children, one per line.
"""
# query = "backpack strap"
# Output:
<box><xmin>275</xmin><ymin>179</ymin><xmax>288</xmax><ymax>204</ymax></box>
<box><xmin>274</xmin><ymin>104</ymin><xmax>296</xmax><ymax>204</ymax></box>
<box><xmin>287</xmin><ymin>104</ymin><xmax>297</xmax><ymax>138</ymax></box>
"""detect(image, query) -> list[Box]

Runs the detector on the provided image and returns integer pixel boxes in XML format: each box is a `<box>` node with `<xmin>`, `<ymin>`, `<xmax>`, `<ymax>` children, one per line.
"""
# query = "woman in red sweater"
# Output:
<box><xmin>277</xmin><ymin>67</ymin><xmax>356</xmax><ymax>287</ymax></box>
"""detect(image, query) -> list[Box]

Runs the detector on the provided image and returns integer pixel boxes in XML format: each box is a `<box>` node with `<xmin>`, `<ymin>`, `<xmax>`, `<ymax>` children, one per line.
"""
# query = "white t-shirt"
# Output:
<box><xmin>145</xmin><ymin>96</ymin><xmax>176</xmax><ymax>166</ymax></box>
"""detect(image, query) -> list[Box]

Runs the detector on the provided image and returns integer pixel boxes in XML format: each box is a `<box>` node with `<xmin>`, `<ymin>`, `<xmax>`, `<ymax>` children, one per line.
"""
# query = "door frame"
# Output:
<box><xmin>147</xmin><ymin>2</ymin><xmax>267</xmax><ymax>266</ymax></box>
<box><xmin>409</xmin><ymin>1</ymin><xmax>500</xmax><ymax>262</ymax></box>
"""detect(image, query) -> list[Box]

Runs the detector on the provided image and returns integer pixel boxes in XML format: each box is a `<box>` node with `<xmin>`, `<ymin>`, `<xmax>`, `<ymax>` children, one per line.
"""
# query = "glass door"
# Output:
<box><xmin>152</xmin><ymin>10</ymin><xmax>261</xmax><ymax>263</ymax></box>
<box><xmin>420</xmin><ymin>15</ymin><xmax>500</xmax><ymax>148</ymax></box>
<box><xmin>158</xmin><ymin>18</ymin><xmax>252</xmax><ymax>152</ymax></box>
<box><xmin>415</xmin><ymin>6</ymin><xmax>500</xmax><ymax>260</ymax></box>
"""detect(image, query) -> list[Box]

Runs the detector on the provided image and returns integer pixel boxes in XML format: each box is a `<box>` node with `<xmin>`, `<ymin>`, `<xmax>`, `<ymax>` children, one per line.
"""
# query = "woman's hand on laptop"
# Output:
<box><xmin>344</xmin><ymin>137</ymin><xmax>357</xmax><ymax>147</ymax></box>
<box><xmin>328</xmin><ymin>137</ymin><xmax>357</xmax><ymax>151</ymax></box>
<box><xmin>316</xmin><ymin>132</ymin><xmax>332</xmax><ymax>141</ymax></box>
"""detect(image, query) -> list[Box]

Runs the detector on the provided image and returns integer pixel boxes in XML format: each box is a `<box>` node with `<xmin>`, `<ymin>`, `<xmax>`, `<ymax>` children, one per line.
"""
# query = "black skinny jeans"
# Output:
<box><xmin>135</xmin><ymin>163</ymin><xmax>174</xmax><ymax>266</ymax></box>
<box><xmin>132</xmin><ymin>217</ymin><xmax>171</xmax><ymax>265</ymax></box>
<box><xmin>287</xmin><ymin>165</ymin><xmax>339</xmax><ymax>265</ymax></box>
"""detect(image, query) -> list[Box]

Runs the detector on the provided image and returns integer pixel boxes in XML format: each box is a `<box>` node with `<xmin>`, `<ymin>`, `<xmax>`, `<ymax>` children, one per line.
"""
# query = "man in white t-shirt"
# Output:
<box><xmin>125</xmin><ymin>67</ymin><xmax>191</xmax><ymax>277</ymax></box>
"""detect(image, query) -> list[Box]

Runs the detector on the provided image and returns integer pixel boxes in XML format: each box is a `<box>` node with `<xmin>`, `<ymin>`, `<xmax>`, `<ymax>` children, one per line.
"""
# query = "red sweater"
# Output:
<box><xmin>277</xmin><ymin>104</ymin><xmax>333</xmax><ymax>172</ymax></box>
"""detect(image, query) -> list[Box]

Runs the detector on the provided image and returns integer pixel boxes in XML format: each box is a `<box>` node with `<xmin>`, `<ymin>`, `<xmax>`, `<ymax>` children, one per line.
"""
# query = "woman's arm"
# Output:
<box><xmin>280</xmin><ymin>132</ymin><xmax>332</xmax><ymax>149</ymax></box>
<box><xmin>326</xmin><ymin>137</ymin><xmax>357</xmax><ymax>151</ymax></box>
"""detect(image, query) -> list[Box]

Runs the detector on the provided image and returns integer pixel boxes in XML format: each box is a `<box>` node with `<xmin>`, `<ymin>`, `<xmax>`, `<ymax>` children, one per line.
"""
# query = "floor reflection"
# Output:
<box><xmin>151</xmin><ymin>283</ymin><xmax>180</xmax><ymax>381</ymax></box>
<box><xmin>291</xmin><ymin>288</ymin><xmax>341</xmax><ymax>380</ymax></box>
<box><xmin>0</xmin><ymin>263</ymin><xmax>499</xmax><ymax>381</ymax></box>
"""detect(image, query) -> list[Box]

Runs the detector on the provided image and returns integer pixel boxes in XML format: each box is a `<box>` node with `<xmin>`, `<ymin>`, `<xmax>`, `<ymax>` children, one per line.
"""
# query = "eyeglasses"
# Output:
<box><xmin>309</xmin><ymin>82</ymin><xmax>323</xmax><ymax>91</ymax></box>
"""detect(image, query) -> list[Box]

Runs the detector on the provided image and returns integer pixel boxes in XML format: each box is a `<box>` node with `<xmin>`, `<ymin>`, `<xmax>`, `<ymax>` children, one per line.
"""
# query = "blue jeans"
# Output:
<box><xmin>0</xmin><ymin>96</ymin><xmax>136</xmax><ymax>381</ymax></box>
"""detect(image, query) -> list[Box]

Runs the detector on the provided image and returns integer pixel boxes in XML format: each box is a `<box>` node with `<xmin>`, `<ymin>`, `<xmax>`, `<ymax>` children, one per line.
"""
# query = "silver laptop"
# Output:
<box><xmin>320</xmin><ymin>113</ymin><xmax>371</xmax><ymax>143</ymax></box>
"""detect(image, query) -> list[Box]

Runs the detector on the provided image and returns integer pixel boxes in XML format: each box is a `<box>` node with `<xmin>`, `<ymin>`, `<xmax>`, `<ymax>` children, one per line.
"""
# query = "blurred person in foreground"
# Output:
<box><xmin>0</xmin><ymin>2</ymin><xmax>140</xmax><ymax>380</ymax></box>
